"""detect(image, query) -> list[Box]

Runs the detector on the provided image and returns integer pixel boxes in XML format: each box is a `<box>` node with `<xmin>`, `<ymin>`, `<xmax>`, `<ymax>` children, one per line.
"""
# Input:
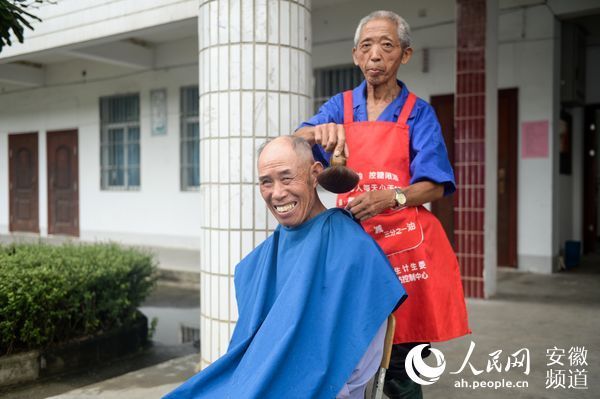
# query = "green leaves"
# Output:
<box><xmin>0</xmin><ymin>243</ymin><xmax>157</xmax><ymax>356</ymax></box>
<box><xmin>0</xmin><ymin>0</ymin><xmax>47</xmax><ymax>53</ymax></box>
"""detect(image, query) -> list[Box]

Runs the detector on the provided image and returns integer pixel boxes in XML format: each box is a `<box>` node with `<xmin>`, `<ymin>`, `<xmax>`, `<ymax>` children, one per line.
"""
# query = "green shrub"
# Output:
<box><xmin>0</xmin><ymin>243</ymin><xmax>157</xmax><ymax>356</ymax></box>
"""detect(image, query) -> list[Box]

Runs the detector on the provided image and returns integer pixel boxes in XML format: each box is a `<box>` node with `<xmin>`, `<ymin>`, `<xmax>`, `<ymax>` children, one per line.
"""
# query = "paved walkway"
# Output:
<box><xmin>423</xmin><ymin>262</ymin><xmax>599</xmax><ymax>399</ymax></box>
<box><xmin>41</xmin><ymin>255</ymin><xmax>599</xmax><ymax>399</ymax></box>
<box><xmin>47</xmin><ymin>355</ymin><xmax>198</xmax><ymax>399</ymax></box>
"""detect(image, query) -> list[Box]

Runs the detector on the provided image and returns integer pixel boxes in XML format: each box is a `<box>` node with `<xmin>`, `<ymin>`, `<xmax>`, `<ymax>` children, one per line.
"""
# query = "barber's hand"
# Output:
<box><xmin>314</xmin><ymin>123</ymin><xmax>349</xmax><ymax>157</ymax></box>
<box><xmin>346</xmin><ymin>190</ymin><xmax>397</xmax><ymax>221</ymax></box>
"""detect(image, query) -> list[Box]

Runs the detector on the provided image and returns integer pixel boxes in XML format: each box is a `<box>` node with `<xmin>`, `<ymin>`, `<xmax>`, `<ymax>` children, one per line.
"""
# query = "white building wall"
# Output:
<box><xmin>485</xmin><ymin>0</ymin><xmax>499</xmax><ymax>296</ymax></box>
<box><xmin>0</xmin><ymin>37</ymin><xmax>201</xmax><ymax>249</ymax></box>
<box><xmin>0</xmin><ymin>0</ymin><xmax>199</xmax><ymax>61</ymax></box>
<box><xmin>499</xmin><ymin>6</ymin><xmax>558</xmax><ymax>273</ymax></box>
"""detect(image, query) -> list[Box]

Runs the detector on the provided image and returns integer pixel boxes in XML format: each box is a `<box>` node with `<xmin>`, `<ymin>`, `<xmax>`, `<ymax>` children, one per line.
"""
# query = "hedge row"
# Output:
<box><xmin>0</xmin><ymin>243</ymin><xmax>157</xmax><ymax>356</ymax></box>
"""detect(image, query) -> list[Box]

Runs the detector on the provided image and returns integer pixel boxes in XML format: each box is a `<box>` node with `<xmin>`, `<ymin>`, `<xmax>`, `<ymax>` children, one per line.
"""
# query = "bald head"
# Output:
<box><xmin>257</xmin><ymin>136</ymin><xmax>315</xmax><ymax>167</ymax></box>
<box><xmin>257</xmin><ymin>136</ymin><xmax>325</xmax><ymax>227</ymax></box>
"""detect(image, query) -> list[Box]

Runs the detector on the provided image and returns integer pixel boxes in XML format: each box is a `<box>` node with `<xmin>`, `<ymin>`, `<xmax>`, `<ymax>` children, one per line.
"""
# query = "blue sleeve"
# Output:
<box><xmin>297</xmin><ymin>93</ymin><xmax>345</xmax><ymax>167</ymax></box>
<box><xmin>409</xmin><ymin>102</ymin><xmax>456</xmax><ymax>196</ymax></box>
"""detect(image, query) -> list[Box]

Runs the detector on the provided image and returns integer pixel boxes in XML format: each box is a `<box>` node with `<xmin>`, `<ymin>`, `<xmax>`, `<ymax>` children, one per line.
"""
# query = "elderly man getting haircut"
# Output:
<box><xmin>163</xmin><ymin>136</ymin><xmax>406</xmax><ymax>399</ymax></box>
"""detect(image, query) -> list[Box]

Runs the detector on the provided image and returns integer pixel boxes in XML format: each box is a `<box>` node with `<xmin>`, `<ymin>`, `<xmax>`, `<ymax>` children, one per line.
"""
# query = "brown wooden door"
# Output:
<box><xmin>430</xmin><ymin>89</ymin><xmax>518</xmax><ymax>266</ymax></box>
<box><xmin>9</xmin><ymin>133</ymin><xmax>39</xmax><ymax>233</ymax></box>
<box><xmin>430</xmin><ymin>94</ymin><xmax>455</xmax><ymax>249</ymax></box>
<box><xmin>497</xmin><ymin>88</ymin><xmax>518</xmax><ymax>267</ymax></box>
<box><xmin>583</xmin><ymin>105</ymin><xmax>599</xmax><ymax>253</ymax></box>
<box><xmin>47</xmin><ymin>130</ymin><xmax>79</xmax><ymax>236</ymax></box>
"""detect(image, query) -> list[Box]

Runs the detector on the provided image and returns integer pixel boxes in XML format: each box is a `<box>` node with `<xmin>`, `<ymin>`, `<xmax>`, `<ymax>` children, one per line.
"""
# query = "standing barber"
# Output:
<box><xmin>296</xmin><ymin>10</ymin><xmax>469</xmax><ymax>399</ymax></box>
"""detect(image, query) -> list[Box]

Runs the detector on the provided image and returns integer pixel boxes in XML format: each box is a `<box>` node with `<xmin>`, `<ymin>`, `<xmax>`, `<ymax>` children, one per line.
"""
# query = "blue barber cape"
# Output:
<box><xmin>164</xmin><ymin>208</ymin><xmax>406</xmax><ymax>399</ymax></box>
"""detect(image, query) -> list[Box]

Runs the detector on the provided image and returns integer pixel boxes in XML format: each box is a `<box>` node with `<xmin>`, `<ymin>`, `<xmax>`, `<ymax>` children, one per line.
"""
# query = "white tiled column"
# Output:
<box><xmin>198</xmin><ymin>0</ymin><xmax>312</xmax><ymax>368</ymax></box>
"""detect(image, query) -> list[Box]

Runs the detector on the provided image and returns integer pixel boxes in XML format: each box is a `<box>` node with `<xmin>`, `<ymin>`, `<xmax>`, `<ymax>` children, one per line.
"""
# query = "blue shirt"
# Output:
<box><xmin>299</xmin><ymin>80</ymin><xmax>456</xmax><ymax>195</ymax></box>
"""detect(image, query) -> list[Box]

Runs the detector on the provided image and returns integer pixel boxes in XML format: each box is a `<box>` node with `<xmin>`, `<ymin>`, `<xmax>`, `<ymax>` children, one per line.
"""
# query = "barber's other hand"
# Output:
<box><xmin>346</xmin><ymin>190</ymin><xmax>396</xmax><ymax>221</ymax></box>
<box><xmin>314</xmin><ymin>123</ymin><xmax>349</xmax><ymax>157</ymax></box>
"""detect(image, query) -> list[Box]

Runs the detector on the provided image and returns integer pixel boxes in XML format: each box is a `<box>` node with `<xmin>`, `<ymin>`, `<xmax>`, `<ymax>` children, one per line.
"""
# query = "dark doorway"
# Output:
<box><xmin>9</xmin><ymin>133</ymin><xmax>39</xmax><ymax>233</ymax></box>
<box><xmin>497</xmin><ymin>88</ymin><xmax>519</xmax><ymax>267</ymax></box>
<box><xmin>47</xmin><ymin>129</ymin><xmax>79</xmax><ymax>236</ymax></box>
<box><xmin>583</xmin><ymin>105</ymin><xmax>600</xmax><ymax>253</ymax></box>
<box><xmin>430</xmin><ymin>88</ymin><xmax>519</xmax><ymax>267</ymax></box>
<box><xmin>430</xmin><ymin>94</ymin><xmax>455</xmax><ymax>248</ymax></box>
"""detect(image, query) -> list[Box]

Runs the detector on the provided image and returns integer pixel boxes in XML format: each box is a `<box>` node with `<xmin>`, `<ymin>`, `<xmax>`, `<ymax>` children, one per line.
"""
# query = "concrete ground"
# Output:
<box><xmin>423</xmin><ymin>255</ymin><xmax>600</xmax><ymax>399</ymax></box>
<box><xmin>2</xmin><ymin>247</ymin><xmax>598</xmax><ymax>398</ymax></box>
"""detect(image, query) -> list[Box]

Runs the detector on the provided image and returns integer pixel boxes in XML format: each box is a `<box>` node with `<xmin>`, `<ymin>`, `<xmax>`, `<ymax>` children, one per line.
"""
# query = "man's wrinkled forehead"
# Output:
<box><xmin>259</xmin><ymin>140</ymin><xmax>293</xmax><ymax>167</ymax></box>
<box><xmin>358</xmin><ymin>18</ymin><xmax>400</xmax><ymax>43</ymax></box>
<box><xmin>257</xmin><ymin>136</ymin><xmax>315</xmax><ymax>179</ymax></box>
<box><xmin>259</xmin><ymin>141</ymin><xmax>302</xmax><ymax>175</ymax></box>
<box><xmin>258</xmin><ymin>160</ymin><xmax>298</xmax><ymax>181</ymax></box>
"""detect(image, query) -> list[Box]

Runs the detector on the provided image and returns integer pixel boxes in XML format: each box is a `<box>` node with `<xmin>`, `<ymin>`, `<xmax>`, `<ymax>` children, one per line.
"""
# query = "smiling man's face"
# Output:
<box><xmin>352</xmin><ymin>18</ymin><xmax>412</xmax><ymax>87</ymax></box>
<box><xmin>258</xmin><ymin>138</ymin><xmax>322</xmax><ymax>228</ymax></box>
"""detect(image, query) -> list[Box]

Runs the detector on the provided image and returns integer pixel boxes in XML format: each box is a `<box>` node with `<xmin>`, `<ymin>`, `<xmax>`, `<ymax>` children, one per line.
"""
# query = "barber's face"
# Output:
<box><xmin>352</xmin><ymin>18</ymin><xmax>412</xmax><ymax>87</ymax></box>
<box><xmin>258</xmin><ymin>143</ymin><xmax>322</xmax><ymax>228</ymax></box>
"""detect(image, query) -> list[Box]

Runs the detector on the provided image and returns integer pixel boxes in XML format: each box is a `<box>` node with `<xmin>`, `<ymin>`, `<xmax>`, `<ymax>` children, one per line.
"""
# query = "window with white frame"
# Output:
<box><xmin>180</xmin><ymin>86</ymin><xmax>199</xmax><ymax>190</ymax></box>
<box><xmin>314</xmin><ymin>65</ymin><xmax>364</xmax><ymax>112</ymax></box>
<box><xmin>100</xmin><ymin>94</ymin><xmax>140</xmax><ymax>189</ymax></box>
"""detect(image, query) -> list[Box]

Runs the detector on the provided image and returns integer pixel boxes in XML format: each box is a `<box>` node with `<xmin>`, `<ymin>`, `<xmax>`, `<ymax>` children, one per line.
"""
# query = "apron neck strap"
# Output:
<box><xmin>397</xmin><ymin>92</ymin><xmax>417</xmax><ymax>126</ymax></box>
<box><xmin>343</xmin><ymin>90</ymin><xmax>354</xmax><ymax>124</ymax></box>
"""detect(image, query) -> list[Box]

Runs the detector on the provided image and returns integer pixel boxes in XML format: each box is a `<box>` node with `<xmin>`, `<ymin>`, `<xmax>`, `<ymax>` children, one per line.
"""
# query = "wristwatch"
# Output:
<box><xmin>393</xmin><ymin>188</ymin><xmax>407</xmax><ymax>209</ymax></box>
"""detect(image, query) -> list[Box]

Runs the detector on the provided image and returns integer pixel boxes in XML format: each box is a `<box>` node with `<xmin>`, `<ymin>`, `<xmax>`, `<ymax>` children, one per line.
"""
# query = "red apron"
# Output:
<box><xmin>337</xmin><ymin>90</ymin><xmax>470</xmax><ymax>344</ymax></box>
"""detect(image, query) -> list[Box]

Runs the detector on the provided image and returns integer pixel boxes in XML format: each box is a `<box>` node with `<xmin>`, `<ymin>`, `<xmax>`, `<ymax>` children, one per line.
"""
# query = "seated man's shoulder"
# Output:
<box><xmin>327</xmin><ymin>209</ymin><xmax>378</xmax><ymax>245</ymax></box>
<box><xmin>328</xmin><ymin>208</ymin><xmax>365</xmax><ymax>231</ymax></box>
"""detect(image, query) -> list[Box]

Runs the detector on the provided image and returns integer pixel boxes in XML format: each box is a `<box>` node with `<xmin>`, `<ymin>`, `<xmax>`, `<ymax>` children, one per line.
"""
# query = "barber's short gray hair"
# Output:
<box><xmin>257</xmin><ymin>135</ymin><xmax>315</xmax><ymax>165</ymax></box>
<box><xmin>353</xmin><ymin>10</ymin><xmax>411</xmax><ymax>49</ymax></box>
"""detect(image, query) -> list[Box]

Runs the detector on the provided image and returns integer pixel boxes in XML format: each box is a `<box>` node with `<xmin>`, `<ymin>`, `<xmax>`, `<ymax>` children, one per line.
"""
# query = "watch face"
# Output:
<box><xmin>398</xmin><ymin>192</ymin><xmax>407</xmax><ymax>205</ymax></box>
<box><xmin>395</xmin><ymin>189</ymin><xmax>407</xmax><ymax>206</ymax></box>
